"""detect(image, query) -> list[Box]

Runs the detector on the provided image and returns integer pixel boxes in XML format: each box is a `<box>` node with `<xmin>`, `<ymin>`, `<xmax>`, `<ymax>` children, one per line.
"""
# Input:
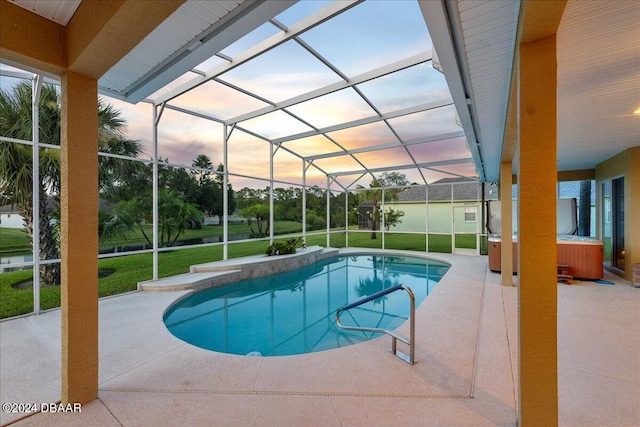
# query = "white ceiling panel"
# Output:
<box><xmin>557</xmin><ymin>0</ymin><xmax>640</xmax><ymax>171</ymax></box>
<box><xmin>10</xmin><ymin>0</ymin><xmax>80</xmax><ymax>25</ymax></box>
<box><xmin>455</xmin><ymin>0</ymin><xmax>520</xmax><ymax>182</ymax></box>
<box><xmin>444</xmin><ymin>0</ymin><xmax>639</xmax><ymax>182</ymax></box>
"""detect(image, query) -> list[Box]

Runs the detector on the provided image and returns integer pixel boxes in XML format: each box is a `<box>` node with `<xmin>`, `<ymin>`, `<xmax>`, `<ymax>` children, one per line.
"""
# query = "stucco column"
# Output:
<box><xmin>517</xmin><ymin>35</ymin><xmax>559</xmax><ymax>425</ymax></box>
<box><xmin>60</xmin><ymin>71</ymin><xmax>99</xmax><ymax>404</ymax></box>
<box><xmin>500</xmin><ymin>161</ymin><xmax>514</xmax><ymax>284</ymax></box>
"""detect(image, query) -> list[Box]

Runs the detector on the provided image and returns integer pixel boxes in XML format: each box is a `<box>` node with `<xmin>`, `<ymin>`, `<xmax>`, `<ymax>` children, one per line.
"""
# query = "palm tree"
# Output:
<box><xmin>356</xmin><ymin>179</ymin><xmax>382</xmax><ymax>239</ymax></box>
<box><xmin>192</xmin><ymin>154</ymin><xmax>213</xmax><ymax>175</ymax></box>
<box><xmin>354</xmin><ymin>256</ymin><xmax>398</xmax><ymax>303</ymax></box>
<box><xmin>356</xmin><ymin>172</ymin><xmax>410</xmax><ymax>239</ymax></box>
<box><xmin>96</xmin><ymin>100</ymin><xmax>144</xmax><ymax>200</ymax></box>
<box><xmin>110</xmin><ymin>189</ymin><xmax>203</xmax><ymax>247</ymax></box>
<box><xmin>241</xmin><ymin>203</ymin><xmax>270</xmax><ymax>238</ymax></box>
<box><xmin>157</xmin><ymin>190</ymin><xmax>204</xmax><ymax>247</ymax></box>
<box><xmin>0</xmin><ymin>81</ymin><xmax>141</xmax><ymax>286</ymax></box>
<box><xmin>191</xmin><ymin>154</ymin><xmax>216</xmax><ymax>217</ymax></box>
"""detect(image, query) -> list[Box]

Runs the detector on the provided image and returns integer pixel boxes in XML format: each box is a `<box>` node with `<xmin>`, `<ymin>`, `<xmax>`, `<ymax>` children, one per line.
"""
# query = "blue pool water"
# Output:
<box><xmin>163</xmin><ymin>254</ymin><xmax>450</xmax><ymax>356</ymax></box>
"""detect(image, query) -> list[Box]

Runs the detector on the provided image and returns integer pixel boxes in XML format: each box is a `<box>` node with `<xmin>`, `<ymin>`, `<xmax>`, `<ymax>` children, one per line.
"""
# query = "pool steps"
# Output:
<box><xmin>137</xmin><ymin>245</ymin><xmax>338</xmax><ymax>292</ymax></box>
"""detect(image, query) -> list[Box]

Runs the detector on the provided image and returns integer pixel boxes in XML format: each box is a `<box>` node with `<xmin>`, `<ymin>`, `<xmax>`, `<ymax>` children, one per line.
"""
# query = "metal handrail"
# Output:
<box><xmin>335</xmin><ymin>284</ymin><xmax>416</xmax><ymax>364</ymax></box>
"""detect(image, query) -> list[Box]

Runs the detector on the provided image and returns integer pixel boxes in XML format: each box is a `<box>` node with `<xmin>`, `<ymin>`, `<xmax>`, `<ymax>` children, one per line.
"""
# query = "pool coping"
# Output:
<box><xmin>138</xmin><ymin>246</ymin><xmax>452</xmax><ymax>293</ymax></box>
<box><xmin>142</xmin><ymin>248</ymin><xmax>480</xmax><ymax>401</ymax></box>
<box><xmin>161</xmin><ymin>248</ymin><xmax>455</xmax><ymax>357</ymax></box>
<box><xmin>137</xmin><ymin>245</ymin><xmax>337</xmax><ymax>292</ymax></box>
<box><xmin>1</xmin><ymin>251</ymin><xmax>511</xmax><ymax>426</ymax></box>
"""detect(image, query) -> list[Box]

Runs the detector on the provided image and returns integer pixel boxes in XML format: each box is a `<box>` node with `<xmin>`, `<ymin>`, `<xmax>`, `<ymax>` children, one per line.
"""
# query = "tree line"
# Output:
<box><xmin>0</xmin><ymin>81</ymin><xmax>407</xmax><ymax>287</ymax></box>
<box><xmin>1</xmin><ymin>82</ymin><xmax>144</xmax><ymax>286</ymax></box>
<box><xmin>0</xmin><ymin>82</ymin><xmax>235</xmax><ymax>285</ymax></box>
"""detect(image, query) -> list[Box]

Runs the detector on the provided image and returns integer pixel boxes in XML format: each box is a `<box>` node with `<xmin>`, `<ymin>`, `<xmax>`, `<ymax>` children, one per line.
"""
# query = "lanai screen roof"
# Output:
<box><xmin>100</xmin><ymin>0</ymin><xmax>481</xmax><ymax>190</ymax></box>
<box><xmin>6</xmin><ymin>1</ymin><xmax>637</xmax><ymax>187</ymax></box>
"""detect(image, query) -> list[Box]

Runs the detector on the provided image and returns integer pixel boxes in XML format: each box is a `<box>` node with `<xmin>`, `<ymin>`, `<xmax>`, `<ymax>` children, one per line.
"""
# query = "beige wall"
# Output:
<box><xmin>595</xmin><ymin>146</ymin><xmax>640</xmax><ymax>281</ymax></box>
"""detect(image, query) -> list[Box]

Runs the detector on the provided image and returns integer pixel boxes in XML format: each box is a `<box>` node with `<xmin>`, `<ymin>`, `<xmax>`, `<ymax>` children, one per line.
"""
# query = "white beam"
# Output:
<box><xmin>419</xmin><ymin>0</ymin><xmax>485</xmax><ymax>181</ymax></box>
<box><xmin>304</xmin><ymin>131</ymin><xmax>465</xmax><ymax>161</ymax></box>
<box><xmin>153</xmin><ymin>0</ymin><xmax>362</xmax><ymax>105</ymax></box>
<box><xmin>329</xmin><ymin>157</ymin><xmax>472</xmax><ymax>177</ymax></box>
<box><xmin>226</xmin><ymin>51</ymin><xmax>432</xmax><ymax>124</ymax></box>
<box><xmin>272</xmin><ymin>98</ymin><xmax>454</xmax><ymax>144</ymax></box>
<box><xmin>163</xmin><ymin>103</ymin><xmax>225</xmax><ymax>124</ymax></box>
<box><xmin>120</xmin><ymin>0</ymin><xmax>299</xmax><ymax>103</ymax></box>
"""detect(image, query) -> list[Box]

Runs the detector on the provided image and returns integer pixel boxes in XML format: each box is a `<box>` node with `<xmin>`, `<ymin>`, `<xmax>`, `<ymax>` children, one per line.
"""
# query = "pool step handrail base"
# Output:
<box><xmin>336</xmin><ymin>284</ymin><xmax>416</xmax><ymax>365</ymax></box>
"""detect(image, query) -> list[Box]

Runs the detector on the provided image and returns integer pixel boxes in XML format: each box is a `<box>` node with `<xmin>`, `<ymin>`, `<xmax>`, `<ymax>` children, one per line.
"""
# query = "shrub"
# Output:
<box><xmin>265</xmin><ymin>237</ymin><xmax>300</xmax><ymax>256</ymax></box>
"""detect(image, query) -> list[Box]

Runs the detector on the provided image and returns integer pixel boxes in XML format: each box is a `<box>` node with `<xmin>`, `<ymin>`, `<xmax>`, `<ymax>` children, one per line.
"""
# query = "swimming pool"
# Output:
<box><xmin>164</xmin><ymin>254</ymin><xmax>450</xmax><ymax>356</ymax></box>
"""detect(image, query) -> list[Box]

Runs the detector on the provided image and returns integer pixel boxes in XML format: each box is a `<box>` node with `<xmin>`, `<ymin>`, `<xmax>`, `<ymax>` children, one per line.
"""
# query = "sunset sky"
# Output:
<box><xmin>1</xmin><ymin>0</ymin><xmax>477</xmax><ymax>191</ymax></box>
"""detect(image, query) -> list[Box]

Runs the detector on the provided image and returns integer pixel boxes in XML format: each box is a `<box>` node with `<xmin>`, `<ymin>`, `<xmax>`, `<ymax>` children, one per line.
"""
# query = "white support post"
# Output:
<box><xmin>450</xmin><ymin>183</ymin><xmax>455</xmax><ymax>254</ymax></box>
<box><xmin>302</xmin><ymin>159</ymin><xmax>306</xmax><ymax>246</ymax></box>
<box><xmin>269</xmin><ymin>142</ymin><xmax>274</xmax><ymax>244</ymax></box>
<box><xmin>32</xmin><ymin>75</ymin><xmax>42</xmax><ymax>314</ymax></box>
<box><xmin>345</xmin><ymin>190</ymin><xmax>349</xmax><ymax>247</ymax></box>
<box><xmin>223</xmin><ymin>125</ymin><xmax>230</xmax><ymax>260</ymax></box>
<box><xmin>425</xmin><ymin>186</ymin><xmax>429</xmax><ymax>252</ymax></box>
<box><xmin>326</xmin><ymin>176</ymin><xmax>330</xmax><ymax>248</ymax></box>
<box><xmin>152</xmin><ymin>104</ymin><xmax>164</xmax><ymax>280</ymax></box>
<box><xmin>381</xmin><ymin>187</ymin><xmax>385</xmax><ymax>249</ymax></box>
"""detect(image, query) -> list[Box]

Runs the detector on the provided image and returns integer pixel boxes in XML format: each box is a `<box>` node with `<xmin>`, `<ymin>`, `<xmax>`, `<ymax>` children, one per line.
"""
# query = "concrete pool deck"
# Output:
<box><xmin>1</xmin><ymin>251</ymin><xmax>638</xmax><ymax>426</ymax></box>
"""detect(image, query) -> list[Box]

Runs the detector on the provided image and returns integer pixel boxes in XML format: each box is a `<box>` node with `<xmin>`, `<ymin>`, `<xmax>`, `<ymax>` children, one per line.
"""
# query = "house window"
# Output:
<box><xmin>464</xmin><ymin>207</ymin><xmax>476</xmax><ymax>222</ymax></box>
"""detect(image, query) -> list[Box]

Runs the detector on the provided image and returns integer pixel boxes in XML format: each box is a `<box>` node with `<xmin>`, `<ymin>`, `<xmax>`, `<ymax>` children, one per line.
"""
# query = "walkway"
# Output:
<box><xmin>1</xmin><ymin>252</ymin><xmax>637</xmax><ymax>426</ymax></box>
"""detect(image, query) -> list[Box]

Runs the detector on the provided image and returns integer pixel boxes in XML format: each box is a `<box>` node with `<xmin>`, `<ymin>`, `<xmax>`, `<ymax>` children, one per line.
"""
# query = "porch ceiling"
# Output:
<box><xmin>441</xmin><ymin>0</ymin><xmax>639</xmax><ymax>182</ymax></box>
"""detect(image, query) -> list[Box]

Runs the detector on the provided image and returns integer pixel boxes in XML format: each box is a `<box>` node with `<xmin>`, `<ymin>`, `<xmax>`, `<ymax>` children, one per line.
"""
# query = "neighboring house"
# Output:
<box><xmin>0</xmin><ymin>204</ymin><xmax>23</xmax><ymax>229</ymax></box>
<box><xmin>203</xmin><ymin>212</ymin><xmax>246</xmax><ymax>226</ymax></box>
<box><xmin>0</xmin><ymin>198</ymin><xmax>59</xmax><ymax>230</ymax></box>
<box><xmin>0</xmin><ymin>197</ymin><xmax>113</xmax><ymax>230</ymax></box>
<box><xmin>358</xmin><ymin>178</ymin><xmax>497</xmax><ymax>234</ymax></box>
<box><xmin>1</xmin><ymin>200</ymin><xmax>243</xmax><ymax>230</ymax></box>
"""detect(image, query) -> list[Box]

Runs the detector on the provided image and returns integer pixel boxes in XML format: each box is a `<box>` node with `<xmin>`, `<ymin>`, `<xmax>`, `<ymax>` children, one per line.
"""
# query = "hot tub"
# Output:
<box><xmin>488</xmin><ymin>235</ymin><xmax>603</xmax><ymax>280</ymax></box>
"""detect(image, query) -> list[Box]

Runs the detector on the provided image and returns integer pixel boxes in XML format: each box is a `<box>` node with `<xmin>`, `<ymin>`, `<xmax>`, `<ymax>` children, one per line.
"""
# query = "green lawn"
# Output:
<box><xmin>0</xmin><ymin>228</ymin><xmax>31</xmax><ymax>252</ymax></box>
<box><xmin>0</xmin><ymin>230</ymin><xmax>471</xmax><ymax>319</ymax></box>
<box><xmin>0</xmin><ymin>222</ymin><xmax>304</xmax><ymax>254</ymax></box>
<box><xmin>98</xmin><ymin>221</ymin><xmax>303</xmax><ymax>249</ymax></box>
